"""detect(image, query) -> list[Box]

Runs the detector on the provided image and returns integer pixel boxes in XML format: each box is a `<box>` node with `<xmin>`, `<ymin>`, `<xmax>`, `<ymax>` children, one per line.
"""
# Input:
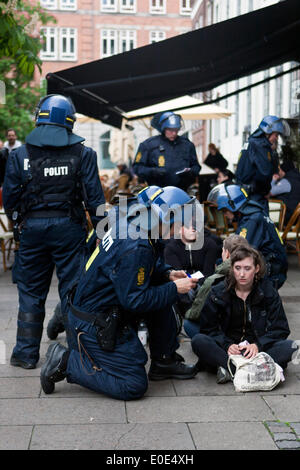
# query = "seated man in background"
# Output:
<box><xmin>270</xmin><ymin>160</ymin><xmax>300</xmax><ymax>224</ymax></box>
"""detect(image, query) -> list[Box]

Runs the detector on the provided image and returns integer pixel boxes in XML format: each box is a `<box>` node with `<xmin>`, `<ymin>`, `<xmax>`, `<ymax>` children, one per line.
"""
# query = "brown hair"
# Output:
<box><xmin>226</xmin><ymin>246</ymin><xmax>266</xmax><ymax>290</ymax></box>
<box><xmin>223</xmin><ymin>234</ymin><xmax>250</xmax><ymax>254</ymax></box>
<box><xmin>208</xmin><ymin>143</ymin><xmax>219</xmax><ymax>152</ymax></box>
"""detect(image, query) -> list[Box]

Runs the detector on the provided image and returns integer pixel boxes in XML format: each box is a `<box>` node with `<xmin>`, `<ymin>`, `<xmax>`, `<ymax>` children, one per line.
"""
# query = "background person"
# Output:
<box><xmin>270</xmin><ymin>160</ymin><xmax>300</xmax><ymax>224</ymax></box>
<box><xmin>203</xmin><ymin>143</ymin><xmax>228</xmax><ymax>173</ymax></box>
<box><xmin>4</xmin><ymin>129</ymin><xmax>22</xmax><ymax>153</ymax></box>
<box><xmin>235</xmin><ymin>115</ymin><xmax>290</xmax><ymax>212</ymax></box>
<box><xmin>191</xmin><ymin>246</ymin><xmax>296</xmax><ymax>384</ymax></box>
<box><xmin>133</xmin><ymin>111</ymin><xmax>201</xmax><ymax>191</ymax></box>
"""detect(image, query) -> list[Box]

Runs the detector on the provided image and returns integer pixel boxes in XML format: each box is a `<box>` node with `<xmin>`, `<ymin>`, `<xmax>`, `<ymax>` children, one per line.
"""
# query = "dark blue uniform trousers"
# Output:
<box><xmin>12</xmin><ymin>217</ymin><xmax>86</xmax><ymax>364</ymax></box>
<box><xmin>66</xmin><ymin>305</ymin><xmax>180</xmax><ymax>401</ymax></box>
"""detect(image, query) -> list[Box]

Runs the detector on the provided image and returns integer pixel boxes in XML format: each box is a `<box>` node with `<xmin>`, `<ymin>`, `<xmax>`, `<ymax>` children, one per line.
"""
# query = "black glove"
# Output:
<box><xmin>150</xmin><ymin>168</ymin><xmax>166</xmax><ymax>178</ymax></box>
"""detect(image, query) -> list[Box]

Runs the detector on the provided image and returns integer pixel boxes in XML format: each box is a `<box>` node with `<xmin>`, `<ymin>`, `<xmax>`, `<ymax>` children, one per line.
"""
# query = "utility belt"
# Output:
<box><xmin>69</xmin><ymin>299</ymin><xmax>123</xmax><ymax>352</ymax></box>
<box><xmin>24</xmin><ymin>209</ymin><xmax>70</xmax><ymax>219</ymax></box>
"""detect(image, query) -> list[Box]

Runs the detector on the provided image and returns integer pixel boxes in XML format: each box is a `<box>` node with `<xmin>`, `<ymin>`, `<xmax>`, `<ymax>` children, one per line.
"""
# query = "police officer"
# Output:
<box><xmin>40</xmin><ymin>186</ymin><xmax>202</xmax><ymax>400</ymax></box>
<box><xmin>133</xmin><ymin>111</ymin><xmax>201</xmax><ymax>191</ymax></box>
<box><xmin>235</xmin><ymin>115</ymin><xmax>290</xmax><ymax>212</ymax></box>
<box><xmin>207</xmin><ymin>183</ymin><xmax>288</xmax><ymax>288</ymax></box>
<box><xmin>3</xmin><ymin>94</ymin><xmax>105</xmax><ymax>369</ymax></box>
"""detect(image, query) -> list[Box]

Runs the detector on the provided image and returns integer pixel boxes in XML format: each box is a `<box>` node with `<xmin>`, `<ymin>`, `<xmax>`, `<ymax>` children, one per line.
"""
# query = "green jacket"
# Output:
<box><xmin>185</xmin><ymin>259</ymin><xmax>231</xmax><ymax>321</ymax></box>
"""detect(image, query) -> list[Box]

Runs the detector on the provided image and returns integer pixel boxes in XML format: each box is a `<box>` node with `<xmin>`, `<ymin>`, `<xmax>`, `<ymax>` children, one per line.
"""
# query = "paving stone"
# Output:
<box><xmin>0</xmin><ymin>426</ymin><xmax>33</xmax><ymax>450</ymax></box>
<box><xmin>0</xmin><ymin>398</ymin><xmax>126</xmax><ymax>425</ymax></box>
<box><xmin>273</xmin><ymin>433</ymin><xmax>297</xmax><ymax>441</ymax></box>
<box><xmin>189</xmin><ymin>422</ymin><xmax>277</xmax><ymax>450</ymax></box>
<box><xmin>290</xmin><ymin>423</ymin><xmax>300</xmax><ymax>435</ymax></box>
<box><xmin>30</xmin><ymin>423</ymin><xmax>195</xmax><ymax>450</ymax></box>
<box><xmin>0</xmin><ymin>377</ymin><xmax>41</xmax><ymax>398</ymax></box>
<box><xmin>263</xmin><ymin>396</ymin><xmax>300</xmax><ymax>422</ymax></box>
<box><xmin>127</xmin><ymin>396</ymin><xmax>274</xmax><ymax>423</ymax></box>
<box><xmin>276</xmin><ymin>440</ymin><xmax>300</xmax><ymax>450</ymax></box>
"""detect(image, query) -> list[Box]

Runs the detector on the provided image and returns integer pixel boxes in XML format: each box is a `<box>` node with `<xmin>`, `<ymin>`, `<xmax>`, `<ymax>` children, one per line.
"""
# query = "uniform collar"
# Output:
<box><xmin>25</xmin><ymin>125</ymin><xmax>85</xmax><ymax>147</ymax></box>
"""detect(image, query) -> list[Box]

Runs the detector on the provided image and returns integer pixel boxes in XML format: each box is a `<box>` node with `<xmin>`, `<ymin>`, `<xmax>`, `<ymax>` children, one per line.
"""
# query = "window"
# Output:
<box><xmin>40</xmin><ymin>27</ymin><xmax>58</xmax><ymax>60</ymax></box>
<box><xmin>101</xmin><ymin>29</ymin><xmax>136</xmax><ymax>58</ymax></box>
<box><xmin>100</xmin><ymin>0</ymin><xmax>117</xmax><ymax>12</ymax></box>
<box><xmin>248</xmin><ymin>0</ymin><xmax>253</xmax><ymax>12</ymax></box>
<box><xmin>290</xmin><ymin>63</ymin><xmax>300</xmax><ymax>117</ymax></box>
<box><xmin>120</xmin><ymin>0</ymin><xmax>136</xmax><ymax>13</ymax></box>
<box><xmin>236</xmin><ymin>0</ymin><xmax>241</xmax><ymax>15</ymax></box>
<box><xmin>150</xmin><ymin>30</ymin><xmax>166</xmax><ymax>43</ymax></box>
<box><xmin>180</xmin><ymin>0</ymin><xmax>191</xmax><ymax>16</ymax></box>
<box><xmin>120</xmin><ymin>30</ymin><xmax>136</xmax><ymax>53</ymax></box>
<box><xmin>234</xmin><ymin>81</ymin><xmax>239</xmax><ymax>135</ymax></box>
<box><xmin>275</xmin><ymin>66</ymin><xmax>283</xmax><ymax>116</ymax></box>
<box><xmin>40</xmin><ymin>0</ymin><xmax>76</xmax><ymax>9</ymax></box>
<box><xmin>60</xmin><ymin>0</ymin><xmax>77</xmax><ymax>10</ymax></box>
<box><xmin>150</xmin><ymin>0</ymin><xmax>166</xmax><ymax>15</ymax></box>
<box><xmin>60</xmin><ymin>28</ymin><xmax>77</xmax><ymax>60</ymax></box>
<box><xmin>99</xmin><ymin>131</ymin><xmax>115</xmax><ymax>169</ymax></box>
<box><xmin>40</xmin><ymin>0</ymin><xmax>57</xmax><ymax>9</ymax></box>
<box><xmin>40</xmin><ymin>27</ymin><xmax>77</xmax><ymax>61</ymax></box>
<box><xmin>246</xmin><ymin>77</ymin><xmax>252</xmax><ymax>130</ymax></box>
<box><xmin>263</xmin><ymin>70</ymin><xmax>270</xmax><ymax>117</ymax></box>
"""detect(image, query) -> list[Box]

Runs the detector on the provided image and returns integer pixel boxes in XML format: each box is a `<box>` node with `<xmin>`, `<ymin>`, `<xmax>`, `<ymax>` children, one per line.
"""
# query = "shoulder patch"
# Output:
<box><xmin>135</xmin><ymin>151</ymin><xmax>142</xmax><ymax>163</ymax></box>
<box><xmin>239</xmin><ymin>228</ymin><xmax>248</xmax><ymax>238</ymax></box>
<box><xmin>137</xmin><ymin>267</ymin><xmax>145</xmax><ymax>286</ymax></box>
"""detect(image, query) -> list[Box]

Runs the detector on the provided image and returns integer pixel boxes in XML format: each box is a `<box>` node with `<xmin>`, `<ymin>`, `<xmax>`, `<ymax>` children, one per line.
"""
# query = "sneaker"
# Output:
<box><xmin>148</xmin><ymin>355</ymin><xmax>197</xmax><ymax>381</ymax></box>
<box><xmin>216</xmin><ymin>366</ymin><xmax>232</xmax><ymax>384</ymax></box>
<box><xmin>10</xmin><ymin>355</ymin><xmax>36</xmax><ymax>370</ymax></box>
<box><xmin>40</xmin><ymin>343</ymin><xmax>69</xmax><ymax>394</ymax></box>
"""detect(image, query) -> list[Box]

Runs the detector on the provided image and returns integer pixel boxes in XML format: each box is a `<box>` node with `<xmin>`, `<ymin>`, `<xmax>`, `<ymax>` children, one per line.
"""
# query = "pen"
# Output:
<box><xmin>186</xmin><ymin>272</ymin><xmax>192</xmax><ymax>278</ymax></box>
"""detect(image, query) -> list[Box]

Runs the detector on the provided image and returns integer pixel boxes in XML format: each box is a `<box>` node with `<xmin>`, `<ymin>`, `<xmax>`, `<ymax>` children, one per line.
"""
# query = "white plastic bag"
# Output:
<box><xmin>227</xmin><ymin>352</ymin><xmax>283</xmax><ymax>392</ymax></box>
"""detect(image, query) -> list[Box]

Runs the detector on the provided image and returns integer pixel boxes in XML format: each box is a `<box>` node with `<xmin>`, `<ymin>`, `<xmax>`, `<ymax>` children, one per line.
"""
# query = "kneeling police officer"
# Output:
<box><xmin>3</xmin><ymin>94</ymin><xmax>105</xmax><ymax>369</ymax></box>
<box><xmin>40</xmin><ymin>186</ymin><xmax>201</xmax><ymax>400</ymax></box>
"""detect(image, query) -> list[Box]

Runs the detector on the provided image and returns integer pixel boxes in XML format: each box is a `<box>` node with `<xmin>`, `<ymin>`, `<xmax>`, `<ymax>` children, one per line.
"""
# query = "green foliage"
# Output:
<box><xmin>0</xmin><ymin>58</ymin><xmax>47</xmax><ymax>141</ymax></box>
<box><xmin>0</xmin><ymin>1</ymin><xmax>55</xmax><ymax>140</ymax></box>
<box><xmin>0</xmin><ymin>0</ymin><xmax>55</xmax><ymax>77</ymax></box>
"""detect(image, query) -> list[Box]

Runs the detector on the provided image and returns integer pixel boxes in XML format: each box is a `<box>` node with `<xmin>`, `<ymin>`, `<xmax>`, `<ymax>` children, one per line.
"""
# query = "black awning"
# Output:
<box><xmin>47</xmin><ymin>0</ymin><xmax>300</xmax><ymax>128</ymax></box>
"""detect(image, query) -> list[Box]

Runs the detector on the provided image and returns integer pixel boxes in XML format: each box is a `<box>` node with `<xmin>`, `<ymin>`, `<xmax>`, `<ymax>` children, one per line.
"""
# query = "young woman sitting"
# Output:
<box><xmin>191</xmin><ymin>246</ymin><xmax>297</xmax><ymax>383</ymax></box>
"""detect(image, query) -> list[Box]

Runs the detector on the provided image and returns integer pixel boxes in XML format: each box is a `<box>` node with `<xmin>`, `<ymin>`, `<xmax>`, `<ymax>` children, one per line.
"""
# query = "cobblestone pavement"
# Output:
<box><xmin>0</xmin><ymin>254</ymin><xmax>299</xmax><ymax>450</ymax></box>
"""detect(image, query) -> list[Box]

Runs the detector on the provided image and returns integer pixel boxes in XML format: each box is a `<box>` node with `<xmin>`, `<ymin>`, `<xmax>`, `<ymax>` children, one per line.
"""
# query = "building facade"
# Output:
<box><xmin>37</xmin><ymin>0</ymin><xmax>193</xmax><ymax>170</ymax></box>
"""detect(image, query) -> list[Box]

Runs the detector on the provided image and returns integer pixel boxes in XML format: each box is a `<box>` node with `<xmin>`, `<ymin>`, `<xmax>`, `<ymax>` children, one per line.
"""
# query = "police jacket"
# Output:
<box><xmin>133</xmin><ymin>134</ymin><xmax>201</xmax><ymax>190</ymax></box>
<box><xmin>3</xmin><ymin>142</ymin><xmax>105</xmax><ymax>228</ymax></box>
<box><xmin>235</xmin><ymin>133</ymin><xmax>279</xmax><ymax>196</ymax></box>
<box><xmin>72</xmin><ymin>205</ymin><xmax>178</xmax><ymax>316</ymax></box>
<box><xmin>276</xmin><ymin>169</ymin><xmax>300</xmax><ymax>223</ymax></box>
<box><xmin>199</xmin><ymin>279</ymin><xmax>290</xmax><ymax>352</ymax></box>
<box><xmin>236</xmin><ymin>200</ymin><xmax>287</xmax><ymax>268</ymax></box>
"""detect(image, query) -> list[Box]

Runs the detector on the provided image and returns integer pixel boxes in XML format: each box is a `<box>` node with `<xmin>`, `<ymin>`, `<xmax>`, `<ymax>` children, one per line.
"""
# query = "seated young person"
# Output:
<box><xmin>191</xmin><ymin>246</ymin><xmax>297</xmax><ymax>384</ymax></box>
<box><xmin>184</xmin><ymin>234</ymin><xmax>250</xmax><ymax>339</ymax></box>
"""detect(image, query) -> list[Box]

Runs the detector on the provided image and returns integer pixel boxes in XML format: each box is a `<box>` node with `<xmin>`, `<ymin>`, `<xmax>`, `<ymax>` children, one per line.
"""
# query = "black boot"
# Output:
<box><xmin>47</xmin><ymin>302</ymin><xmax>65</xmax><ymax>340</ymax></box>
<box><xmin>148</xmin><ymin>353</ymin><xmax>197</xmax><ymax>381</ymax></box>
<box><xmin>10</xmin><ymin>355</ymin><xmax>36</xmax><ymax>370</ymax></box>
<box><xmin>40</xmin><ymin>343</ymin><xmax>69</xmax><ymax>394</ymax></box>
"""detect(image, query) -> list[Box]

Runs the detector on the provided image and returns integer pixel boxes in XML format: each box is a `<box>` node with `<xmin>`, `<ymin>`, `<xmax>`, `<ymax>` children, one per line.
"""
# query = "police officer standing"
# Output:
<box><xmin>40</xmin><ymin>186</ymin><xmax>201</xmax><ymax>400</ymax></box>
<box><xmin>3</xmin><ymin>94</ymin><xmax>105</xmax><ymax>369</ymax></box>
<box><xmin>133</xmin><ymin>111</ymin><xmax>201</xmax><ymax>191</ymax></box>
<box><xmin>207</xmin><ymin>183</ymin><xmax>288</xmax><ymax>288</ymax></box>
<box><xmin>235</xmin><ymin>115</ymin><xmax>290</xmax><ymax>212</ymax></box>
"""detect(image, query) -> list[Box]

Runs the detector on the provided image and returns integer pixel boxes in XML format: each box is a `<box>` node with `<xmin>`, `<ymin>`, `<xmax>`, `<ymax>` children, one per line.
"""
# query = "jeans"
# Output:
<box><xmin>192</xmin><ymin>333</ymin><xmax>297</xmax><ymax>370</ymax></box>
<box><xmin>184</xmin><ymin>319</ymin><xmax>201</xmax><ymax>339</ymax></box>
